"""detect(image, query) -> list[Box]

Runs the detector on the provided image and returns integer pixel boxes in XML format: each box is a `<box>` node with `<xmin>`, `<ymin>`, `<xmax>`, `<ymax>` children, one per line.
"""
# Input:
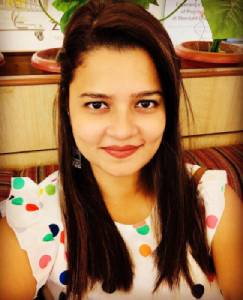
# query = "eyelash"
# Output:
<box><xmin>84</xmin><ymin>100</ymin><xmax>159</xmax><ymax>110</ymax></box>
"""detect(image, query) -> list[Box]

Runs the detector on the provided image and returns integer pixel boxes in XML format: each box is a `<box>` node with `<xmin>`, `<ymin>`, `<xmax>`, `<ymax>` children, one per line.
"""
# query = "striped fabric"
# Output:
<box><xmin>184</xmin><ymin>144</ymin><xmax>243</xmax><ymax>199</ymax></box>
<box><xmin>0</xmin><ymin>144</ymin><xmax>242</xmax><ymax>202</ymax></box>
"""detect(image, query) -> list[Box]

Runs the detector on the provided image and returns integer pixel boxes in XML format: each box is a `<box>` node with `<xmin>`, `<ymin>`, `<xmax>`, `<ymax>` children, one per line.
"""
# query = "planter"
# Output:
<box><xmin>0</xmin><ymin>52</ymin><xmax>5</xmax><ymax>67</ymax></box>
<box><xmin>175</xmin><ymin>41</ymin><xmax>243</xmax><ymax>68</ymax></box>
<box><xmin>31</xmin><ymin>48</ymin><xmax>60</xmax><ymax>73</ymax></box>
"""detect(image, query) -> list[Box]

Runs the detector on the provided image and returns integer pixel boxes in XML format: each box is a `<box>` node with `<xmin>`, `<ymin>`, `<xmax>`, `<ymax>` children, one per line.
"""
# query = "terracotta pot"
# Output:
<box><xmin>31</xmin><ymin>48</ymin><xmax>61</xmax><ymax>73</ymax></box>
<box><xmin>0</xmin><ymin>52</ymin><xmax>5</xmax><ymax>67</ymax></box>
<box><xmin>175</xmin><ymin>41</ymin><xmax>243</xmax><ymax>67</ymax></box>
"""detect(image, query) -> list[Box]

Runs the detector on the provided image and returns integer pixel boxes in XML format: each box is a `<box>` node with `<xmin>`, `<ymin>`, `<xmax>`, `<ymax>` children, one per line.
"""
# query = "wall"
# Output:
<box><xmin>0</xmin><ymin>71</ymin><xmax>242</xmax><ymax>168</ymax></box>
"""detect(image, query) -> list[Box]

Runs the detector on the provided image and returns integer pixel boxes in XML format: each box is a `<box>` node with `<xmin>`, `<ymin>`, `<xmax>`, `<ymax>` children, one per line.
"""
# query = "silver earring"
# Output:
<box><xmin>72</xmin><ymin>147</ymin><xmax>82</xmax><ymax>169</ymax></box>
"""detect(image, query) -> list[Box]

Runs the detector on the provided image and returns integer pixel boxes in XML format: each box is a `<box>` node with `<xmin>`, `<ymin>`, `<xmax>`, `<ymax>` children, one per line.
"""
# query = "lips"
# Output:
<box><xmin>101</xmin><ymin>145</ymin><xmax>142</xmax><ymax>159</ymax></box>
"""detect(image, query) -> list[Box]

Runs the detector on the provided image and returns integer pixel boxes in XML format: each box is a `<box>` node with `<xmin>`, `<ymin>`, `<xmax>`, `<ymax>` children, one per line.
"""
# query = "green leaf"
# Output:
<box><xmin>59</xmin><ymin>1</ymin><xmax>87</xmax><ymax>32</ymax></box>
<box><xmin>201</xmin><ymin>0</ymin><xmax>243</xmax><ymax>39</ymax></box>
<box><xmin>52</xmin><ymin>0</ymin><xmax>87</xmax><ymax>12</ymax></box>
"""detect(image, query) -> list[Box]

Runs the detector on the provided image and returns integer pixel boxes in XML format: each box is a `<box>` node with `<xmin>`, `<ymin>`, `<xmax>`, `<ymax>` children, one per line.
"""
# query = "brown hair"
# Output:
<box><xmin>57</xmin><ymin>1</ymin><xmax>213</xmax><ymax>299</ymax></box>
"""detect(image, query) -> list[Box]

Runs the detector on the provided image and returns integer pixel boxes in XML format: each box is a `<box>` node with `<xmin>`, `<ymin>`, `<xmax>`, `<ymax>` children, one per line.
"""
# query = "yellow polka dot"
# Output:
<box><xmin>139</xmin><ymin>244</ymin><xmax>152</xmax><ymax>257</ymax></box>
<box><xmin>38</xmin><ymin>188</ymin><xmax>44</xmax><ymax>197</ymax></box>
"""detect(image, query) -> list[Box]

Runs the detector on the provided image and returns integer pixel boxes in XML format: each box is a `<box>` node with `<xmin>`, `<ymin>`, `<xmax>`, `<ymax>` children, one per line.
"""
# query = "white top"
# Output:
<box><xmin>0</xmin><ymin>164</ymin><xmax>227</xmax><ymax>300</ymax></box>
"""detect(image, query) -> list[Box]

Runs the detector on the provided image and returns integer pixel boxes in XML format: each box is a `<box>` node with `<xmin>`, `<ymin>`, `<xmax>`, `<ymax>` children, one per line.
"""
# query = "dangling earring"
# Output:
<box><xmin>72</xmin><ymin>147</ymin><xmax>82</xmax><ymax>169</ymax></box>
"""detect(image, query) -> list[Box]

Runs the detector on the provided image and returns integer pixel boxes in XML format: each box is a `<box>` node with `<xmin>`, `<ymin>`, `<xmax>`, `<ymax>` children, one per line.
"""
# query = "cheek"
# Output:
<box><xmin>71</xmin><ymin>117</ymin><xmax>105</xmax><ymax>146</ymax></box>
<box><xmin>141</xmin><ymin>114</ymin><xmax>166</xmax><ymax>143</ymax></box>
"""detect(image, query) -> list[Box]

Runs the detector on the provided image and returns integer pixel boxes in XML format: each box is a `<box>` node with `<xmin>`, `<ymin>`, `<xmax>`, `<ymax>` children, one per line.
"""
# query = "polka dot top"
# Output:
<box><xmin>0</xmin><ymin>164</ymin><xmax>227</xmax><ymax>300</ymax></box>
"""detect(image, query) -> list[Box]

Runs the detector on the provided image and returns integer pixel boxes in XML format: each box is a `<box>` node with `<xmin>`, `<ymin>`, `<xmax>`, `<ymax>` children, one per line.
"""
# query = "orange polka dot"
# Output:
<box><xmin>139</xmin><ymin>244</ymin><xmax>152</xmax><ymax>257</ymax></box>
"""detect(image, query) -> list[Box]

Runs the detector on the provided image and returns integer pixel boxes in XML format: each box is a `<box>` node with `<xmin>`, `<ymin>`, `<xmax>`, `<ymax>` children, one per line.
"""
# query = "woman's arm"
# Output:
<box><xmin>212</xmin><ymin>185</ymin><xmax>243</xmax><ymax>300</ymax></box>
<box><xmin>0</xmin><ymin>217</ymin><xmax>37</xmax><ymax>300</ymax></box>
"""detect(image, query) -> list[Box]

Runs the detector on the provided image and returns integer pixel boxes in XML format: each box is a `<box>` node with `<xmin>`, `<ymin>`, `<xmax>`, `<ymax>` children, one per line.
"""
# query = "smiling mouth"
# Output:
<box><xmin>101</xmin><ymin>145</ymin><xmax>142</xmax><ymax>159</ymax></box>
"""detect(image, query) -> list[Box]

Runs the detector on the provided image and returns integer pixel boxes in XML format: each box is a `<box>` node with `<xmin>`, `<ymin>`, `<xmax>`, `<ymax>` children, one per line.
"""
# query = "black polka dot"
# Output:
<box><xmin>191</xmin><ymin>284</ymin><xmax>204</xmax><ymax>299</ymax></box>
<box><xmin>58</xmin><ymin>291</ymin><xmax>67</xmax><ymax>300</ymax></box>
<box><xmin>102</xmin><ymin>281</ymin><xmax>116</xmax><ymax>293</ymax></box>
<box><xmin>49</xmin><ymin>223</ymin><xmax>60</xmax><ymax>237</ymax></box>
<box><xmin>8</xmin><ymin>195</ymin><xmax>14</xmax><ymax>200</ymax></box>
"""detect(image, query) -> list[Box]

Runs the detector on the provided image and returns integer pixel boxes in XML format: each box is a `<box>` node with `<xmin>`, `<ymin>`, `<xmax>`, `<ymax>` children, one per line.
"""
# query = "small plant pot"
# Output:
<box><xmin>31</xmin><ymin>48</ymin><xmax>61</xmax><ymax>73</ymax></box>
<box><xmin>0</xmin><ymin>52</ymin><xmax>5</xmax><ymax>67</ymax></box>
<box><xmin>175</xmin><ymin>41</ymin><xmax>243</xmax><ymax>68</ymax></box>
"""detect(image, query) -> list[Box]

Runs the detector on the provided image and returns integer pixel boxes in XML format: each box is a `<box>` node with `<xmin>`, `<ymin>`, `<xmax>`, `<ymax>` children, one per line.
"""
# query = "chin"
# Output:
<box><xmin>99</xmin><ymin>162</ymin><xmax>146</xmax><ymax>178</ymax></box>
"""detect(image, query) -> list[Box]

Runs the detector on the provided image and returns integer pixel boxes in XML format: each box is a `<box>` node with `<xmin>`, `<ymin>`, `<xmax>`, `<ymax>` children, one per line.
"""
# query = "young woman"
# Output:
<box><xmin>0</xmin><ymin>1</ymin><xmax>242</xmax><ymax>299</ymax></box>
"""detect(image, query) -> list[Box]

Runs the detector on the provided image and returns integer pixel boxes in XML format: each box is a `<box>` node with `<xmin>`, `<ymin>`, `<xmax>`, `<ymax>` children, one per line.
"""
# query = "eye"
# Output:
<box><xmin>85</xmin><ymin>101</ymin><xmax>108</xmax><ymax>110</ymax></box>
<box><xmin>136</xmin><ymin>100</ymin><xmax>158</xmax><ymax>109</ymax></box>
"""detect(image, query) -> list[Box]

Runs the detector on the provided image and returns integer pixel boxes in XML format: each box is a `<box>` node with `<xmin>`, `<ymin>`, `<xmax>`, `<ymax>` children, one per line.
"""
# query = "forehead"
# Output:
<box><xmin>70</xmin><ymin>47</ymin><xmax>161</xmax><ymax>93</ymax></box>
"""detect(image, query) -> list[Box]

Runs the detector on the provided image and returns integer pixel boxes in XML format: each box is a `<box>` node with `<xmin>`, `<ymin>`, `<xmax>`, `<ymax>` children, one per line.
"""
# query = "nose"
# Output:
<box><xmin>106</xmin><ymin>109</ymin><xmax>139</xmax><ymax>140</ymax></box>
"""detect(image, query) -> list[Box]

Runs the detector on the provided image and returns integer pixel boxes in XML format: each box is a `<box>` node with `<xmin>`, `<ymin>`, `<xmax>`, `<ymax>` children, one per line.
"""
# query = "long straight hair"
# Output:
<box><xmin>57</xmin><ymin>1</ymin><xmax>213</xmax><ymax>299</ymax></box>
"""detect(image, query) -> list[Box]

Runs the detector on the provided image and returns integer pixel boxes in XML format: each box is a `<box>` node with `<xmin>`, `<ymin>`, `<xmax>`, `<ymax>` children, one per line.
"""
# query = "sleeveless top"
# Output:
<box><xmin>0</xmin><ymin>164</ymin><xmax>227</xmax><ymax>300</ymax></box>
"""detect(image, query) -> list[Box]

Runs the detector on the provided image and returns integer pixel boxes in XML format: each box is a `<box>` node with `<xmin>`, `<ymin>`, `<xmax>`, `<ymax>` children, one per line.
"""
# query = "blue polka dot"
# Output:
<box><xmin>59</xmin><ymin>292</ymin><xmax>67</xmax><ymax>300</ymax></box>
<box><xmin>59</xmin><ymin>270</ymin><xmax>69</xmax><ymax>285</ymax></box>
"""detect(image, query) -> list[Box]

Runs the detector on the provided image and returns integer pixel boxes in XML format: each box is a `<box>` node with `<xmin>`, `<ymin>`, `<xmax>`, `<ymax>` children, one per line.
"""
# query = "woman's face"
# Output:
<box><xmin>69</xmin><ymin>47</ymin><xmax>166</xmax><ymax>178</ymax></box>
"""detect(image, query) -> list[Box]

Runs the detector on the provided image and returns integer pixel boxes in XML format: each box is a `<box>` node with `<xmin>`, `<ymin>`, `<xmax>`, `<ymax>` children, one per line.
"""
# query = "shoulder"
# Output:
<box><xmin>211</xmin><ymin>185</ymin><xmax>243</xmax><ymax>299</ymax></box>
<box><xmin>186</xmin><ymin>164</ymin><xmax>228</xmax><ymax>247</ymax></box>
<box><xmin>0</xmin><ymin>217</ymin><xmax>36</xmax><ymax>299</ymax></box>
<box><xmin>0</xmin><ymin>170</ymin><xmax>62</xmax><ymax>299</ymax></box>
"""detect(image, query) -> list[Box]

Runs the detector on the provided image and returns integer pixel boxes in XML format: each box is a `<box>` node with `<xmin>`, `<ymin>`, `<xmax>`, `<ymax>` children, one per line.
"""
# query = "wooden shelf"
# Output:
<box><xmin>0</xmin><ymin>52</ymin><xmax>243</xmax><ymax>86</ymax></box>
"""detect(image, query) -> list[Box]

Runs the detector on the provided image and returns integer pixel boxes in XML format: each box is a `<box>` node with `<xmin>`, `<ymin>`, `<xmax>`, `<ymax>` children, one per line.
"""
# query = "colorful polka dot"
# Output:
<box><xmin>59</xmin><ymin>292</ymin><xmax>67</xmax><ymax>300</ymax></box>
<box><xmin>38</xmin><ymin>188</ymin><xmax>44</xmax><ymax>197</ymax></box>
<box><xmin>49</xmin><ymin>224</ymin><xmax>60</xmax><ymax>237</ymax></box>
<box><xmin>206</xmin><ymin>215</ymin><xmax>218</xmax><ymax>229</ymax></box>
<box><xmin>139</xmin><ymin>244</ymin><xmax>152</xmax><ymax>257</ymax></box>
<box><xmin>11</xmin><ymin>197</ymin><xmax>24</xmax><ymax>205</ymax></box>
<box><xmin>191</xmin><ymin>283</ymin><xmax>204</xmax><ymax>298</ymax></box>
<box><xmin>45</xmin><ymin>184</ymin><xmax>56</xmax><ymax>195</ymax></box>
<box><xmin>136</xmin><ymin>224</ymin><xmax>150</xmax><ymax>235</ymax></box>
<box><xmin>42</xmin><ymin>233</ymin><xmax>54</xmax><ymax>242</ymax></box>
<box><xmin>39</xmin><ymin>255</ymin><xmax>52</xmax><ymax>269</ymax></box>
<box><xmin>207</xmin><ymin>273</ymin><xmax>215</xmax><ymax>282</ymax></box>
<box><xmin>59</xmin><ymin>270</ymin><xmax>69</xmax><ymax>285</ymax></box>
<box><xmin>221</xmin><ymin>185</ymin><xmax>225</xmax><ymax>193</ymax></box>
<box><xmin>13</xmin><ymin>177</ymin><xmax>25</xmax><ymax>189</ymax></box>
<box><xmin>60</xmin><ymin>230</ymin><xmax>65</xmax><ymax>244</ymax></box>
<box><xmin>25</xmin><ymin>203</ymin><xmax>39</xmax><ymax>211</ymax></box>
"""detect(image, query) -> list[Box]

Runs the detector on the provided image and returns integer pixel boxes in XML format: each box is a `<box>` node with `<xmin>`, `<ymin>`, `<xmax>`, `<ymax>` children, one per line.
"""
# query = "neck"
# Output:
<box><xmin>92</xmin><ymin>167</ymin><xmax>141</xmax><ymax>203</ymax></box>
<box><xmin>91</xmin><ymin>166</ymin><xmax>154</xmax><ymax>224</ymax></box>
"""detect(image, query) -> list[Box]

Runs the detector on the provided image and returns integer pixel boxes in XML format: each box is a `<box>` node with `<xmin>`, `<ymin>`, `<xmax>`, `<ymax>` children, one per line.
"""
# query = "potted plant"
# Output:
<box><xmin>31</xmin><ymin>0</ymin><xmax>159</xmax><ymax>72</ymax></box>
<box><xmin>172</xmin><ymin>0</ymin><xmax>243</xmax><ymax>67</ymax></box>
<box><xmin>32</xmin><ymin>0</ymin><xmax>243</xmax><ymax>72</ymax></box>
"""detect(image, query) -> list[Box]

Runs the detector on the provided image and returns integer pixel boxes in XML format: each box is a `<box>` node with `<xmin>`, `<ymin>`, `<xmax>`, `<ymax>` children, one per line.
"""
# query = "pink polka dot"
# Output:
<box><xmin>39</xmin><ymin>255</ymin><xmax>52</xmax><ymax>268</ymax></box>
<box><xmin>206</xmin><ymin>215</ymin><xmax>218</xmax><ymax>229</ymax></box>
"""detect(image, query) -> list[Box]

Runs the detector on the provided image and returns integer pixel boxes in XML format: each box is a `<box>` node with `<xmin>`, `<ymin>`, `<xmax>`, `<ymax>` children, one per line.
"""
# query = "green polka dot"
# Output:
<box><xmin>221</xmin><ymin>185</ymin><xmax>225</xmax><ymax>192</ymax></box>
<box><xmin>136</xmin><ymin>224</ymin><xmax>150</xmax><ymax>235</ymax></box>
<box><xmin>42</xmin><ymin>233</ymin><xmax>54</xmax><ymax>241</ymax></box>
<box><xmin>45</xmin><ymin>184</ymin><xmax>56</xmax><ymax>196</ymax></box>
<box><xmin>11</xmin><ymin>197</ymin><xmax>24</xmax><ymax>205</ymax></box>
<box><xmin>13</xmin><ymin>178</ymin><xmax>25</xmax><ymax>190</ymax></box>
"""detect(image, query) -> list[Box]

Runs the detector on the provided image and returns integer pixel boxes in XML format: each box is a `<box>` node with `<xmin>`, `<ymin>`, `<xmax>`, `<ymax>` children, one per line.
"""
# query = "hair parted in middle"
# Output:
<box><xmin>57</xmin><ymin>1</ymin><xmax>213</xmax><ymax>299</ymax></box>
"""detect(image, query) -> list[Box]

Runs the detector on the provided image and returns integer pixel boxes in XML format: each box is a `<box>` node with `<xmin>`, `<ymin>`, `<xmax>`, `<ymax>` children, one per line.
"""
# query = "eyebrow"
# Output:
<box><xmin>79</xmin><ymin>90</ymin><xmax>163</xmax><ymax>99</ymax></box>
